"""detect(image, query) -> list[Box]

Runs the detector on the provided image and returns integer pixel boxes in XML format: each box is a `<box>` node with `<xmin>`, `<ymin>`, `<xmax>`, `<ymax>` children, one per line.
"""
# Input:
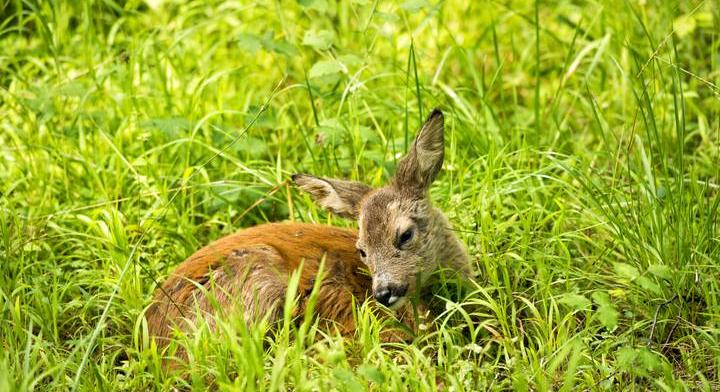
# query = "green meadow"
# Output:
<box><xmin>1</xmin><ymin>0</ymin><xmax>719</xmax><ymax>390</ymax></box>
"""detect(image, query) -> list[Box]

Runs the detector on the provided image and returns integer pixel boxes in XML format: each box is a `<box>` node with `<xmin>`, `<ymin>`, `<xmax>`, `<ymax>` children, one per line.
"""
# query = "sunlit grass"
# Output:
<box><xmin>1</xmin><ymin>0</ymin><xmax>718</xmax><ymax>390</ymax></box>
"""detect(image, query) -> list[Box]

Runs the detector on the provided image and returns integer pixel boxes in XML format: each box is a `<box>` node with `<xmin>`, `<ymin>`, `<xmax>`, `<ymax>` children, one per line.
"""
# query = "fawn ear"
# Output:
<box><xmin>292</xmin><ymin>174</ymin><xmax>373</xmax><ymax>219</ymax></box>
<box><xmin>393</xmin><ymin>108</ymin><xmax>445</xmax><ymax>196</ymax></box>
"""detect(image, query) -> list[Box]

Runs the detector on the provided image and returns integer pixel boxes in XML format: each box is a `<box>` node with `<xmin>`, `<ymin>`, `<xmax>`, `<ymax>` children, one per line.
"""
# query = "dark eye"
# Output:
<box><xmin>357</xmin><ymin>248</ymin><xmax>367</xmax><ymax>258</ymax></box>
<box><xmin>396</xmin><ymin>228</ymin><xmax>414</xmax><ymax>248</ymax></box>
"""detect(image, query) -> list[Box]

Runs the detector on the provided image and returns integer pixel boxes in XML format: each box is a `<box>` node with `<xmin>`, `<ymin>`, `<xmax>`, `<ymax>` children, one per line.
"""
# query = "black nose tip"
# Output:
<box><xmin>374</xmin><ymin>288</ymin><xmax>391</xmax><ymax>306</ymax></box>
<box><xmin>374</xmin><ymin>283</ymin><xmax>409</xmax><ymax>307</ymax></box>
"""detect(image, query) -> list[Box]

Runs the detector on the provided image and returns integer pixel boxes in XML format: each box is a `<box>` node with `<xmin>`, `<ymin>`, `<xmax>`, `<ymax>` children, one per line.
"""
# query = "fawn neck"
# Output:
<box><xmin>425</xmin><ymin>206</ymin><xmax>472</xmax><ymax>280</ymax></box>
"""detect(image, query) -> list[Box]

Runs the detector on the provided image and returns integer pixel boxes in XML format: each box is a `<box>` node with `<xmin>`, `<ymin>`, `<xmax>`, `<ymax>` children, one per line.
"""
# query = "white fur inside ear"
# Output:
<box><xmin>293</xmin><ymin>175</ymin><xmax>352</xmax><ymax>215</ymax></box>
<box><xmin>319</xmin><ymin>189</ymin><xmax>349</xmax><ymax>213</ymax></box>
<box><xmin>416</xmin><ymin>140</ymin><xmax>444</xmax><ymax>172</ymax></box>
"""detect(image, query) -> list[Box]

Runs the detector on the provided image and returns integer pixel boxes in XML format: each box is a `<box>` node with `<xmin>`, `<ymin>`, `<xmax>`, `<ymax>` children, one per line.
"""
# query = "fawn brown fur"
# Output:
<box><xmin>146</xmin><ymin>223</ymin><xmax>372</xmax><ymax>343</ymax></box>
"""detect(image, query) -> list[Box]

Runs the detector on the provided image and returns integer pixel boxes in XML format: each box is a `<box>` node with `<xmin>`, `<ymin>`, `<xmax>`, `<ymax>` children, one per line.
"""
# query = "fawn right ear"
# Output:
<box><xmin>393</xmin><ymin>108</ymin><xmax>445</xmax><ymax>196</ymax></box>
<box><xmin>292</xmin><ymin>174</ymin><xmax>373</xmax><ymax>219</ymax></box>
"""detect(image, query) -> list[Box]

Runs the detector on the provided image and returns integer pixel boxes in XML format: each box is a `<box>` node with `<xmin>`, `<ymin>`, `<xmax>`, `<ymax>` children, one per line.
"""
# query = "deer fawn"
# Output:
<box><xmin>146</xmin><ymin>109</ymin><xmax>472</xmax><ymax>358</ymax></box>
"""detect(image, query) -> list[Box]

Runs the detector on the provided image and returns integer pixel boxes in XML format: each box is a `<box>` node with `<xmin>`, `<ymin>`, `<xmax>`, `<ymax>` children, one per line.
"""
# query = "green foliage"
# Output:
<box><xmin>1</xmin><ymin>0</ymin><xmax>719</xmax><ymax>390</ymax></box>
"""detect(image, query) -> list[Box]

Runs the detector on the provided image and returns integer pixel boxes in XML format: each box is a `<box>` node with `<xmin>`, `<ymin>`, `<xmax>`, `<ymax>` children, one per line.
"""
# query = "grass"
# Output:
<box><xmin>1</xmin><ymin>0</ymin><xmax>719</xmax><ymax>390</ymax></box>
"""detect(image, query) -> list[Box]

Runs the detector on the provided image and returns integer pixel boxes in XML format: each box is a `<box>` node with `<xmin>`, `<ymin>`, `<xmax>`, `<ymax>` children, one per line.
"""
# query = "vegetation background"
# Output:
<box><xmin>1</xmin><ymin>0</ymin><xmax>719</xmax><ymax>390</ymax></box>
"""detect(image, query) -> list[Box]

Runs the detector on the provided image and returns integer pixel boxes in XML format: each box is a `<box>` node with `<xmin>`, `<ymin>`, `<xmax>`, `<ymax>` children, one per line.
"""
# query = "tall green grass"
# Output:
<box><xmin>1</xmin><ymin>0</ymin><xmax>718</xmax><ymax>390</ymax></box>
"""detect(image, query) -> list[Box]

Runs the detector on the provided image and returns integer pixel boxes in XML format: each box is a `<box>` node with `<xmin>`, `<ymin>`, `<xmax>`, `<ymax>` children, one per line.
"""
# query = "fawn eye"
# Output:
<box><xmin>396</xmin><ymin>228</ymin><xmax>414</xmax><ymax>249</ymax></box>
<box><xmin>357</xmin><ymin>248</ymin><xmax>367</xmax><ymax>258</ymax></box>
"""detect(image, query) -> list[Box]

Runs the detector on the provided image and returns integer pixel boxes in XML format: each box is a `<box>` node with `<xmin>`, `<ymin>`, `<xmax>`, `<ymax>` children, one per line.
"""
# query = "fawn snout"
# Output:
<box><xmin>373</xmin><ymin>276</ymin><xmax>409</xmax><ymax>308</ymax></box>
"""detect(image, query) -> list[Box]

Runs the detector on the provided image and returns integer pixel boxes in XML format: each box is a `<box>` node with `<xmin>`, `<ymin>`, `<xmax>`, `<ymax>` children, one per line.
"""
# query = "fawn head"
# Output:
<box><xmin>293</xmin><ymin>109</ymin><xmax>471</xmax><ymax>310</ymax></box>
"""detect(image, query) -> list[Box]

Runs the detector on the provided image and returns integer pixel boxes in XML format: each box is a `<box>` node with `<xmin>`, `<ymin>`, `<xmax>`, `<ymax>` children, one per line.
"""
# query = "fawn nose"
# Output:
<box><xmin>373</xmin><ymin>283</ymin><xmax>408</xmax><ymax>307</ymax></box>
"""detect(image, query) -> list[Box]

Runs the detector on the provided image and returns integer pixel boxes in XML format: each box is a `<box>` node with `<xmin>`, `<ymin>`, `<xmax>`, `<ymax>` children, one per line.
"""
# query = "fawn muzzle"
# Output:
<box><xmin>373</xmin><ymin>279</ymin><xmax>409</xmax><ymax>308</ymax></box>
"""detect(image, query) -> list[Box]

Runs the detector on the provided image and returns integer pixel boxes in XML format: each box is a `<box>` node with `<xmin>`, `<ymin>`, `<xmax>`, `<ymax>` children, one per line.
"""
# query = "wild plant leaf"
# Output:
<box><xmin>591</xmin><ymin>291</ymin><xmax>612</xmax><ymax>307</ymax></box>
<box><xmin>617</xmin><ymin>347</ymin><xmax>664</xmax><ymax>377</ymax></box>
<box><xmin>673</xmin><ymin>14</ymin><xmax>696</xmax><ymax>38</ymax></box>
<box><xmin>558</xmin><ymin>293</ymin><xmax>591</xmax><ymax>310</ymax></box>
<box><xmin>616</xmin><ymin>347</ymin><xmax>636</xmax><ymax>371</ymax></box>
<box><xmin>608</xmin><ymin>288</ymin><xmax>628</xmax><ymax>298</ymax></box>
<box><xmin>302</xmin><ymin>29</ymin><xmax>335</xmax><ymax>50</ymax></box>
<box><xmin>140</xmin><ymin>117</ymin><xmax>192</xmax><ymax>138</ymax></box>
<box><xmin>259</xmin><ymin>32</ymin><xmax>297</xmax><ymax>56</ymax></box>
<box><xmin>591</xmin><ymin>291</ymin><xmax>619</xmax><ymax>329</ymax></box>
<box><xmin>237</xmin><ymin>33</ymin><xmax>262</xmax><ymax>53</ymax></box>
<box><xmin>235</xmin><ymin>136</ymin><xmax>268</xmax><ymax>157</ymax></box>
<box><xmin>634</xmin><ymin>276</ymin><xmax>662</xmax><ymax>295</ymax></box>
<box><xmin>637</xmin><ymin>348</ymin><xmax>664</xmax><ymax>373</ymax></box>
<box><xmin>315</xmin><ymin>118</ymin><xmax>345</xmax><ymax>146</ymax></box>
<box><xmin>309</xmin><ymin>59</ymin><xmax>345</xmax><ymax>79</ymax></box>
<box><xmin>298</xmin><ymin>0</ymin><xmax>329</xmax><ymax>13</ymax></box>
<box><xmin>401</xmin><ymin>0</ymin><xmax>428</xmax><ymax>12</ymax></box>
<box><xmin>358</xmin><ymin>125</ymin><xmax>379</xmax><ymax>143</ymax></box>
<box><xmin>22</xmin><ymin>88</ymin><xmax>55</xmax><ymax>121</ymax></box>
<box><xmin>332</xmin><ymin>368</ymin><xmax>362</xmax><ymax>392</ymax></box>
<box><xmin>363</xmin><ymin>150</ymin><xmax>386</xmax><ymax>164</ymax></box>
<box><xmin>58</xmin><ymin>80</ymin><xmax>89</xmax><ymax>98</ymax></box>
<box><xmin>338</xmin><ymin>54</ymin><xmax>363</xmax><ymax>67</ymax></box>
<box><xmin>694</xmin><ymin>11</ymin><xmax>714</xmax><ymax>27</ymax></box>
<box><xmin>613</xmin><ymin>262</ymin><xmax>639</xmax><ymax>280</ymax></box>
<box><xmin>375</xmin><ymin>11</ymin><xmax>399</xmax><ymax>22</ymax></box>
<box><xmin>245</xmin><ymin>105</ymin><xmax>277</xmax><ymax>128</ymax></box>
<box><xmin>647</xmin><ymin>264</ymin><xmax>672</xmax><ymax>280</ymax></box>
<box><xmin>596</xmin><ymin>305</ymin><xmax>619</xmax><ymax>329</ymax></box>
<box><xmin>357</xmin><ymin>364</ymin><xmax>385</xmax><ymax>385</ymax></box>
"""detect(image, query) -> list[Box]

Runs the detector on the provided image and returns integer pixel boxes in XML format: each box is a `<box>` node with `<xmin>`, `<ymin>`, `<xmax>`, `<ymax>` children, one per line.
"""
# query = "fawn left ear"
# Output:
<box><xmin>393</xmin><ymin>109</ymin><xmax>445</xmax><ymax>196</ymax></box>
<box><xmin>292</xmin><ymin>174</ymin><xmax>373</xmax><ymax>219</ymax></box>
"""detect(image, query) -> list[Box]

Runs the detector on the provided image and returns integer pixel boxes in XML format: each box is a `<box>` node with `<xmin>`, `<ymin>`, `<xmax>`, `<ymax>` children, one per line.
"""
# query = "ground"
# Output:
<box><xmin>0</xmin><ymin>0</ymin><xmax>719</xmax><ymax>390</ymax></box>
